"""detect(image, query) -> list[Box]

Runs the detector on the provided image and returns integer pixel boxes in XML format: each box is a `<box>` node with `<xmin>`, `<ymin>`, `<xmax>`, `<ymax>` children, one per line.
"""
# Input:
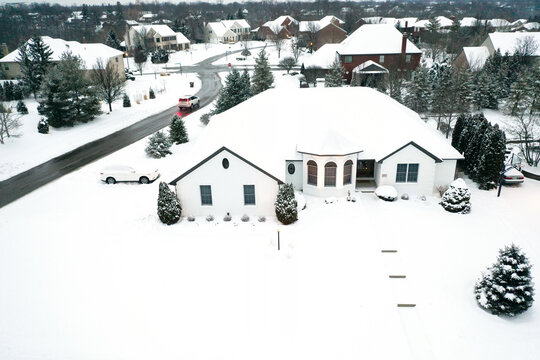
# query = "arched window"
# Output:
<box><xmin>343</xmin><ymin>160</ymin><xmax>353</xmax><ymax>185</ymax></box>
<box><xmin>325</xmin><ymin>162</ymin><xmax>337</xmax><ymax>187</ymax></box>
<box><xmin>307</xmin><ymin>160</ymin><xmax>317</xmax><ymax>185</ymax></box>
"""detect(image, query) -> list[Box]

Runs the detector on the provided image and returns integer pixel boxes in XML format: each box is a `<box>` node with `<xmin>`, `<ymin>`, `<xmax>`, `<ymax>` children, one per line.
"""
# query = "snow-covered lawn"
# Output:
<box><xmin>0</xmin><ymin>73</ymin><xmax>200</xmax><ymax>181</ymax></box>
<box><xmin>1</xmin><ymin>100</ymin><xmax>539</xmax><ymax>359</ymax></box>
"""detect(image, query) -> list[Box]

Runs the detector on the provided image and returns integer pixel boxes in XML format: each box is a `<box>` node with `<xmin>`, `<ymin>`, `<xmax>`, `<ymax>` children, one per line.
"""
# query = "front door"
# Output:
<box><xmin>357</xmin><ymin>160</ymin><xmax>375</xmax><ymax>179</ymax></box>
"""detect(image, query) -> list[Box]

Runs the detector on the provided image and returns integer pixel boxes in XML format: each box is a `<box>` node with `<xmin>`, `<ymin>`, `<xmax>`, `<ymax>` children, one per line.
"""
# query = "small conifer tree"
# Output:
<box><xmin>275</xmin><ymin>183</ymin><xmax>298</xmax><ymax>225</ymax></box>
<box><xmin>475</xmin><ymin>244</ymin><xmax>534</xmax><ymax>317</ymax></box>
<box><xmin>440</xmin><ymin>178</ymin><xmax>471</xmax><ymax>214</ymax></box>
<box><xmin>145</xmin><ymin>130</ymin><xmax>172</xmax><ymax>158</ymax></box>
<box><xmin>169</xmin><ymin>114</ymin><xmax>189</xmax><ymax>144</ymax></box>
<box><xmin>123</xmin><ymin>94</ymin><xmax>131</xmax><ymax>107</ymax></box>
<box><xmin>149</xmin><ymin>88</ymin><xmax>155</xmax><ymax>99</ymax></box>
<box><xmin>157</xmin><ymin>182</ymin><xmax>181</xmax><ymax>225</ymax></box>
<box><xmin>16</xmin><ymin>100</ymin><xmax>28</xmax><ymax>114</ymax></box>
<box><xmin>451</xmin><ymin>114</ymin><xmax>466</xmax><ymax>150</ymax></box>
<box><xmin>251</xmin><ymin>49</ymin><xmax>274</xmax><ymax>95</ymax></box>
<box><xmin>325</xmin><ymin>59</ymin><xmax>344</xmax><ymax>87</ymax></box>
<box><xmin>37</xmin><ymin>118</ymin><xmax>49</xmax><ymax>134</ymax></box>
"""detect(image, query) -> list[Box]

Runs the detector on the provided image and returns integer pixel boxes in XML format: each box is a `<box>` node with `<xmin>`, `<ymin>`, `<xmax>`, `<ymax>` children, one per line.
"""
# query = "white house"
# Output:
<box><xmin>205</xmin><ymin>19</ymin><xmax>251</xmax><ymax>43</ymax></box>
<box><xmin>169</xmin><ymin>87</ymin><xmax>462</xmax><ymax>218</ymax></box>
<box><xmin>481</xmin><ymin>32</ymin><xmax>540</xmax><ymax>56</ymax></box>
<box><xmin>125</xmin><ymin>24</ymin><xmax>181</xmax><ymax>51</ymax></box>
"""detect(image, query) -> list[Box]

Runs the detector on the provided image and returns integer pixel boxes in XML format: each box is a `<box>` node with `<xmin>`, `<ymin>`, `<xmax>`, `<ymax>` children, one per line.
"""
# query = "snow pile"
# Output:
<box><xmin>375</xmin><ymin>185</ymin><xmax>398</xmax><ymax>201</ymax></box>
<box><xmin>440</xmin><ymin>178</ymin><xmax>471</xmax><ymax>214</ymax></box>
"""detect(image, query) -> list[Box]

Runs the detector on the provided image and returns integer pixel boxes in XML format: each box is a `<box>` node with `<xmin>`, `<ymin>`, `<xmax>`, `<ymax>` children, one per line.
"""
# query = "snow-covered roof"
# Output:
<box><xmin>320</xmin><ymin>15</ymin><xmax>345</xmax><ymax>25</ymax></box>
<box><xmin>488</xmin><ymin>19</ymin><xmax>510</xmax><ymax>27</ymax></box>
<box><xmin>462</xmin><ymin>46</ymin><xmax>490</xmax><ymax>71</ymax></box>
<box><xmin>299</xmin><ymin>16</ymin><xmax>345</xmax><ymax>32</ymax></box>
<box><xmin>339</xmin><ymin>24</ymin><xmax>421</xmax><ymax>55</ymax></box>
<box><xmin>353</xmin><ymin>60</ymin><xmax>388</xmax><ymax>74</ymax></box>
<box><xmin>0</xmin><ymin>36</ymin><xmax>123</xmax><ymax>69</ymax></box>
<box><xmin>221</xmin><ymin>19</ymin><xmax>250</xmax><ymax>29</ymax></box>
<box><xmin>397</xmin><ymin>17</ymin><xmax>418</xmax><ymax>28</ymax></box>
<box><xmin>302</xmin><ymin>43</ymin><xmax>340</xmax><ymax>68</ymax></box>
<box><xmin>132</xmin><ymin>24</ymin><xmax>175</xmax><ymax>37</ymax></box>
<box><xmin>414</xmin><ymin>16</ymin><xmax>453</xmax><ymax>29</ymax></box>
<box><xmin>176</xmin><ymin>32</ymin><xmax>189</xmax><ymax>44</ymax></box>
<box><xmin>523</xmin><ymin>22</ymin><xmax>540</xmax><ymax>31</ymax></box>
<box><xmin>460</xmin><ymin>17</ymin><xmax>478</xmax><ymax>27</ymax></box>
<box><xmin>510</xmin><ymin>19</ymin><xmax>528</xmax><ymax>26</ymax></box>
<box><xmin>175</xmin><ymin>87</ymin><xmax>462</xmax><ymax>182</ymax></box>
<box><xmin>486</xmin><ymin>32</ymin><xmax>540</xmax><ymax>56</ymax></box>
<box><xmin>262</xmin><ymin>16</ymin><xmax>298</xmax><ymax>33</ymax></box>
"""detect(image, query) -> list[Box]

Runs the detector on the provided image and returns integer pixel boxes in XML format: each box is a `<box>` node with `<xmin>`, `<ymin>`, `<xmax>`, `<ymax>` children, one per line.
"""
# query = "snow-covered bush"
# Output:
<box><xmin>258</xmin><ymin>216</ymin><xmax>266</xmax><ymax>222</ymax></box>
<box><xmin>241</xmin><ymin>214</ymin><xmax>250</xmax><ymax>222</ymax></box>
<box><xmin>200</xmin><ymin>113</ymin><xmax>211</xmax><ymax>125</ymax></box>
<box><xmin>37</xmin><ymin>118</ymin><xmax>49</xmax><ymax>134</ymax></box>
<box><xmin>145</xmin><ymin>130</ymin><xmax>172</xmax><ymax>158</ymax></box>
<box><xmin>440</xmin><ymin>178</ymin><xmax>471</xmax><ymax>214</ymax></box>
<box><xmin>206</xmin><ymin>214</ymin><xmax>214</xmax><ymax>222</ymax></box>
<box><xmin>169</xmin><ymin>114</ymin><xmax>188</xmax><ymax>144</ymax></box>
<box><xmin>475</xmin><ymin>244</ymin><xmax>535</xmax><ymax>317</ymax></box>
<box><xmin>123</xmin><ymin>94</ymin><xmax>131</xmax><ymax>107</ymax></box>
<box><xmin>187</xmin><ymin>216</ymin><xmax>195</xmax><ymax>222</ymax></box>
<box><xmin>401</xmin><ymin>193</ymin><xmax>409</xmax><ymax>200</ymax></box>
<box><xmin>157</xmin><ymin>182</ymin><xmax>181</xmax><ymax>225</ymax></box>
<box><xmin>375</xmin><ymin>186</ymin><xmax>398</xmax><ymax>201</ymax></box>
<box><xmin>223</xmin><ymin>215</ymin><xmax>232</xmax><ymax>222</ymax></box>
<box><xmin>149</xmin><ymin>88</ymin><xmax>155</xmax><ymax>99</ymax></box>
<box><xmin>16</xmin><ymin>100</ymin><xmax>28</xmax><ymax>114</ymax></box>
<box><xmin>275</xmin><ymin>183</ymin><xmax>298</xmax><ymax>225</ymax></box>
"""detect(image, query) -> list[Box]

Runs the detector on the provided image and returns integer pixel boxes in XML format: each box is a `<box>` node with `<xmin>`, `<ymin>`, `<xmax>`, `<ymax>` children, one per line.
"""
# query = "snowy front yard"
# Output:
<box><xmin>0</xmin><ymin>114</ymin><xmax>539</xmax><ymax>360</ymax></box>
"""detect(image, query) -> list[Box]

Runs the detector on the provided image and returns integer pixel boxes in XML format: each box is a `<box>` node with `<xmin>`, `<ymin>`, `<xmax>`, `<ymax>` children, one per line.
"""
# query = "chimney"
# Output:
<box><xmin>401</xmin><ymin>32</ymin><xmax>407</xmax><ymax>55</ymax></box>
<box><xmin>1</xmin><ymin>43</ymin><xmax>8</xmax><ymax>57</ymax></box>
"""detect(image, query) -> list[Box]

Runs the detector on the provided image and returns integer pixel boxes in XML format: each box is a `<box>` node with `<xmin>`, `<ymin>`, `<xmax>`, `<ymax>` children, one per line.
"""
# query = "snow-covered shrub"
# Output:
<box><xmin>145</xmin><ymin>130</ymin><xmax>172</xmax><ymax>158</ymax></box>
<box><xmin>241</xmin><ymin>48</ymin><xmax>251</xmax><ymax>57</ymax></box>
<box><xmin>123</xmin><ymin>94</ymin><xmax>131</xmax><ymax>107</ymax></box>
<box><xmin>419</xmin><ymin>195</ymin><xmax>426</xmax><ymax>201</ymax></box>
<box><xmin>275</xmin><ymin>183</ymin><xmax>298</xmax><ymax>225</ymax></box>
<box><xmin>401</xmin><ymin>193</ymin><xmax>409</xmax><ymax>200</ymax></box>
<box><xmin>324</xmin><ymin>197</ymin><xmax>336</xmax><ymax>204</ymax></box>
<box><xmin>206</xmin><ymin>214</ymin><xmax>214</xmax><ymax>222</ymax></box>
<box><xmin>16</xmin><ymin>100</ymin><xmax>28</xmax><ymax>114</ymax></box>
<box><xmin>258</xmin><ymin>216</ymin><xmax>266</xmax><ymax>222</ymax></box>
<box><xmin>37</xmin><ymin>118</ymin><xmax>49</xmax><ymax>134</ymax></box>
<box><xmin>149</xmin><ymin>88</ymin><xmax>155</xmax><ymax>99</ymax></box>
<box><xmin>187</xmin><ymin>216</ymin><xmax>195</xmax><ymax>222</ymax></box>
<box><xmin>241</xmin><ymin>214</ymin><xmax>250</xmax><ymax>222</ymax></box>
<box><xmin>169</xmin><ymin>114</ymin><xmax>188</xmax><ymax>144</ymax></box>
<box><xmin>200</xmin><ymin>113</ymin><xmax>211</xmax><ymax>125</ymax></box>
<box><xmin>143</xmin><ymin>94</ymin><xmax>148</xmax><ymax>101</ymax></box>
<box><xmin>223</xmin><ymin>215</ymin><xmax>232</xmax><ymax>222</ymax></box>
<box><xmin>440</xmin><ymin>178</ymin><xmax>471</xmax><ymax>214</ymax></box>
<box><xmin>475</xmin><ymin>244</ymin><xmax>535</xmax><ymax>317</ymax></box>
<box><xmin>375</xmin><ymin>186</ymin><xmax>398</xmax><ymax>201</ymax></box>
<box><xmin>157</xmin><ymin>182</ymin><xmax>181</xmax><ymax>225</ymax></box>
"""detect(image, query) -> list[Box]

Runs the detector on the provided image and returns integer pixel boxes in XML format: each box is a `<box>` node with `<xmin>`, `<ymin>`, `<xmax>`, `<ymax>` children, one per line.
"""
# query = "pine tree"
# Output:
<box><xmin>145</xmin><ymin>130</ymin><xmax>172</xmax><ymax>158</ymax></box>
<box><xmin>404</xmin><ymin>65</ymin><xmax>430</xmax><ymax>113</ymax></box>
<box><xmin>0</xmin><ymin>82</ymin><xmax>4</xmax><ymax>101</ymax></box>
<box><xmin>451</xmin><ymin>114</ymin><xmax>466</xmax><ymax>150</ymax></box>
<box><xmin>464</xmin><ymin>115</ymin><xmax>489</xmax><ymax>178</ymax></box>
<box><xmin>325</xmin><ymin>59</ymin><xmax>344</xmax><ymax>87</ymax></box>
<box><xmin>16</xmin><ymin>100</ymin><xmax>28</xmax><ymax>114</ymax></box>
<box><xmin>476</xmin><ymin>124</ymin><xmax>506</xmax><ymax>190</ymax></box>
<box><xmin>39</xmin><ymin>52</ymin><xmax>101</xmax><ymax>127</ymax></box>
<box><xmin>213</xmin><ymin>68</ymin><xmax>244</xmax><ymax>115</ymax></box>
<box><xmin>239</xmin><ymin>69</ymin><xmax>252</xmax><ymax>102</ymax></box>
<box><xmin>123</xmin><ymin>93</ymin><xmax>131</xmax><ymax>107</ymax></box>
<box><xmin>505</xmin><ymin>70</ymin><xmax>533</xmax><ymax>117</ymax></box>
<box><xmin>475</xmin><ymin>244</ymin><xmax>534</xmax><ymax>317</ymax></box>
<box><xmin>169</xmin><ymin>114</ymin><xmax>188</xmax><ymax>144</ymax></box>
<box><xmin>157</xmin><ymin>182</ymin><xmax>181</xmax><ymax>225</ymax></box>
<box><xmin>115</xmin><ymin>1</ymin><xmax>124</xmax><ymax>22</ymax></box>
<box><xmin>275</xmin><ymin>183</ymin><xmax>298</xmax><ymax>225</ymax></box>
<box><xmin>37</xmin><ymin>118</ymin><xmax>49</xmax><ymax>134</ymax></box>
<box><xmin>251</xmin><ymin>49</ymin><xmax>274</xmax><ymax>95</ymax></box>
<box><xmin>440</xmin><ymin>178</ymin><xmax>471</xmax><ymax>214</ymax></box>
<box><xmin>17</xmin><ymin>36</ymin><xmax>53</xmax><ymax>98</ymax></box>
<box><xmin>149</xmin><ymin>88</ymin><xmax>155</xmax><ymax>99</ymax></box>
<box><xmin>105</xmin><ymin>30</ymin><xmax>121</xmax><ymax>49</ymax></box>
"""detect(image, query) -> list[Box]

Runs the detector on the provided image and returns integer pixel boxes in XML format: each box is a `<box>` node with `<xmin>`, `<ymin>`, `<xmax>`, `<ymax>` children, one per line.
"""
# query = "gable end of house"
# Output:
<box><xmin>378</xmin><ymin>141</ymin><xmax>443</xmax><ymax>164</ymax></box>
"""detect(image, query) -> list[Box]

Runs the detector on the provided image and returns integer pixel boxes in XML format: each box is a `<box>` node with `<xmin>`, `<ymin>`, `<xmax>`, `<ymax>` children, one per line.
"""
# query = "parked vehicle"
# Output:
<box><xmin>502</xmin><ymin>167</ymin><xmax>525</xmax><ymax>184</ymax></box>
<box><xmin>178</xmin><ymin>95</ymin><xmax>200</xmax><ymax>110</ymax></box>
<box><xmin>100</xmin><ymin>166</ymin><xmax>159</xmax><ymax>184</ymax></box>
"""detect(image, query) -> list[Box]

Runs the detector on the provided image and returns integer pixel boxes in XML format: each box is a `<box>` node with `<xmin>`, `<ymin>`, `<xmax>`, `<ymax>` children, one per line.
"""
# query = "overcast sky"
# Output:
<box><xmin>0</xmin><ymin>0</ymin><xmax>261</xmax><ymax>5</ymax></box>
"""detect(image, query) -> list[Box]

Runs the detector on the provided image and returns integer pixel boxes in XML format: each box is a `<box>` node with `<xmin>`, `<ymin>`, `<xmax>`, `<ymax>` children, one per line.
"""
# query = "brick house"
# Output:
<box><xmin>256</xmin><ymin>16</ymin><xmax>298</xmax><ymax>40</ymax></box>
<box><xmin>298</xmin><ymin>16</ymin><xmax>347</xmax><ymax>51</ymax></box>
<box><xmin>337</xmin><ymin>24</ymin><xmax>422</xmax><ymax>83</ymax></box>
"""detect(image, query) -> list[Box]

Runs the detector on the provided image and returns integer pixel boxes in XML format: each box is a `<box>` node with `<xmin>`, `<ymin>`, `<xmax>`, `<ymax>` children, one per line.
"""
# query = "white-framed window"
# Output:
<box><xmin>344</xmin><ymin>55</ymin><xmax>353</xmax><ymax>63</ymax></box>
<box><xmin>343</xmin><ymin>160</ymin><xmax>353</xmax><ymax>185</ymax></box>
<box><xmin>324</xmin><ymin>162</ymin><xmax>337</xmax><ymax>187</ymax></box>
<box><xmin>379</xmin><ymin>55</ymin><xmax>385</xmax><ymax>63</ymax></box>
<box><xmin>200</xmin><ymin>185</ymin><xmax>213</xmax><ymax>205</ymax></box>
<box><xmin>406</xmin><ymin>54</ymin><xmax>411</xmax><ymax>63</ymax></box>
<box><xmin>396</xmin><ymin>163</ymin><xmax>419</xmax><ymax>183</ymax></box>
<box><xmin>307</xmin><ymin>160</ymin><xmax>317</xmax><ymax>185</ymax></box>
<box><xmin>243</xmin><ymin>185</ymin><xmax>256</xmax><ymax>205</ymax></box>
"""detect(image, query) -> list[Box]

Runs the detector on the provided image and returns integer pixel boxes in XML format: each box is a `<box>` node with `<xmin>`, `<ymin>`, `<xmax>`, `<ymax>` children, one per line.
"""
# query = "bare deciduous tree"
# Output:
<box><xmin>278</xmin><ymin>57</ymin><xmax>296</xmax><ymax>74</ymax></box>
<box><xmin>0</xmin><ymin>103</ymin><xmax>21</xmax><ymax>144</ymax></box>
<box><xmin>90</xmin><ymin>58</ymin><xmax>126</xmax><ymax>112</ymax></box>
<box><xmin>271</xmin><ymin>24</ymin><xmax>285</xmax><ymax>58</ymax></box>
<box><xmin>306</xmin><ymin>22</ymin><xmax>320</xmax><ymax>52</ymax></box>
<box><xmin>290</xmin><ymin>38</ymin><xmax>301</xmax><ymax>62</ymax></box>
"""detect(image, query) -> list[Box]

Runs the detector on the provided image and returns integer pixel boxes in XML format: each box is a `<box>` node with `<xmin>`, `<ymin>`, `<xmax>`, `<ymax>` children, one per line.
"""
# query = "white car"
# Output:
<box><xmin>502</xmin><ymin>167</ymin><xmax>525</xmax><ymax>184</ymax></box>
<box><xmin>178</xmin><ymin>95</ymin><xmax>200</xmax><ymax>110</ymax></box>
<box><xmin>100</xmin><ymin>166</ymin><xmax>159</xmax><ymax>184</ymax></box>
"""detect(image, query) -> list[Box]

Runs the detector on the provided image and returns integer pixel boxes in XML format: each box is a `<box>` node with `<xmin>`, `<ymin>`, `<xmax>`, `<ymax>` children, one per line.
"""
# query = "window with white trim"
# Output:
<box><xmin>396</xmin><ymin>163</ymin><xmax>419</xmax><ymax>183</ymax></box>
<box><xmin>379</xmin><ymin>55</ymin><xmax>385</xmax><ymax>63</ymax></box>
<box><xmin>344</xmin><ymin>55</ymin><xmax>353</xmax><ymax>63</ymax></box>
<box><xmin>307</xmin><ymin>160</ymin><xmax>317</xmax><ymax>185</ymax></box>
<box><xmin>406</xmin><ymin>54</ymin><xmax>411</xmax><ymax>63</ymax></box>
<box><xmin>200</xmin><ymin>185</ymin><xmax>213</xmax><ymax>205</ymax></box>
<box><xmin>324</xmin><ymin>162</ymin><xmax>337</xmax><ymax>187</ymax></box>
<box><xmin>243</xmin><ymin>185</ymin><xmax>255</xmax><ymax>205</ymax></box>
<box><xmin>343</xmin><ymin>160</ymin><xmax>353</xmax><ymax>185</ymax></box>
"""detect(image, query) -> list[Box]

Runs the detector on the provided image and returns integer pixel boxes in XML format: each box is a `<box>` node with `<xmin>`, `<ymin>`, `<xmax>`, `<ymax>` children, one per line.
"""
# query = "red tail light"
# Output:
<box><xmin>504</xmin><ymin>176</ymin><xmax>512</xmax><ymax>180</ymax></box>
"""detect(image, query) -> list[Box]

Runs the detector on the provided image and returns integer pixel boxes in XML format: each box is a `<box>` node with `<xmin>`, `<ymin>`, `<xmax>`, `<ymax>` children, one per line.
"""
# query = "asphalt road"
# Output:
<box><xmin>0</xmin><ymin>55</ymin><xmax>229</xmax><ymax>208</ymax></box>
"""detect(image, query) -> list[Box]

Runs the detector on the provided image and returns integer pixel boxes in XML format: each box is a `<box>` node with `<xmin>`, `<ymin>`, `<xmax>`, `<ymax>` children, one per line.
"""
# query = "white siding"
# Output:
<box><xmin>376</xmin><ymin>144</ymin><xmax>437</xmax><ymax>196</ymax></box>
<box><xmin>302</xmin><ymin>153</ymin><xmax>357</xmax><ymax>197</ymax></box>
<box><xmin>175</xmin><ymin>150</ymin><xmax>280</xmax><ymax>217</ymax></box>
<box><xmin>285</xmin><ymin>160</ymin><xmax>303</xmax><ymax>191</ymax></box>
<box><xmin>434</xmin><ymin>160</ymin><xmax>458</xmax><ymax>189</ymax></box>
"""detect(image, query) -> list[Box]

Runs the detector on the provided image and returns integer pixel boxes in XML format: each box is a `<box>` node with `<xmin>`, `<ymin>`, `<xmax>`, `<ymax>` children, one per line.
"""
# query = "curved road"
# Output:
<box><xmin>0</xmin><ymin>48</ymin><xmax>254</xmax><ymax>208</ymax></box>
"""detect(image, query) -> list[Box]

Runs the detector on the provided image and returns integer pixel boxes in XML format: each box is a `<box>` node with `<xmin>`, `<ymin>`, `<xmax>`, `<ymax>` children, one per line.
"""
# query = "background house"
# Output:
<box><xmin>125</xmin><ymin>24</ymin><xmax>180</xmax><ymax>52</ymax></box>
<box><xmin>338</xmin><ymin>24</ymin><xmax>422</xmax><ymax>83</ymax></box>
<box><xmin>0</xmin><ymin>36</ymin><xmax>124</xmax><ymax>80</ymax></box>
<box><xmin>256</xmin><ymin>15</ymin><xmax>298</xmax><ymax>40</ymax></box>
<box><xmin>205</xmin><ymin>19</ymin><xmax>251</xmax><ymax>43</ymax></box>
<box><xmin>481</xmin><ymin>32</ymin><xmax>540</xmax><ymax>57</ymax></box>
<box><xmin>169</xmin><ymin>87</ymin><xmax>462</xmax><ymax>217</ymax></box>
<box><xmin>298</xmin><ymin>16</ymin><xmax>347</xmax><ymax>51</ymax></box>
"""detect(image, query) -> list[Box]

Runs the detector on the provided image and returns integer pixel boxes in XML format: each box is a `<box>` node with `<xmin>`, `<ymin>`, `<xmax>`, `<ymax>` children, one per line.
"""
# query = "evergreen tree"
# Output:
<box><xmin>157</xmin><ymin>182</ymin><xmax>181</xmax><ymax>225</ymax></box>
<box><xmin>457</xmin><ymin>115</ymin><xmax>472</xmax><ymax>154</ymax></box>
<box><xmin>505</xmin><ymin>69</ymin><xmax>534</xmax><ymax>117</ymax></box>
<box><xmin>213</xmin><ymin>68</ymin><xmax>244</xmax><ymax>115</ymax></box>
<box><xmin>115</xmin><ymin>1</ymin><xmax>124</xmax><ymax>22</ymax></box>
<box><xmin>404</xmin><ymin>65</ymin><xmax>430</xmax><ymax>113</ymax></box>
<box><xmin>145</xmin><ymin>130</ymin><xmax>172</xmax><ymax>158</ymax></box>
<box><xmin>169</xmin><ymin>114</ymin><xmax>188</xmax><ymax>144</ymax></box>
<box><xmin>0</xmin><ymin>82</ymin><xmax>4</xmax><ymax>101</ymax></box>
<box><xmin>39</xmin><ymin>52</ymin><xmax>101</xmax><ymax>127</ymax></box>
<box><xmin>476</xmin><ymin>124</ymin><xmax>506</xmax><ymax>190</ymax></box>
<box><xmin>464</xmin><ymin>115</ymin><xmax>489</xmax><ymax>178</ymax></box>
<box><xmin>37</xmin><ymin>118</ymin><xmax>49</xmax><ymax>134</ymax></box>
<box><xmin>105</xmin><ymin>30</ymin><xmax>121</xmax><ymax>50</ymax></box>
<box><xmin>475</xmin><ymin>244</ymin><xmax>534</xmax><ymax>317</ymax></box>
<box><xmin>123</xmin><ymin>93</ymin><xmax>131</xmax><ymax>107</ymax></box>
<box><xmin>3</xmin><ymin>81</ymin><xmax>13</xmax><ymax>101</ymax></box>
<box><xmin>275</xmin><ymin>183</ymin><xmax>298</xmax><ymax>225</ymax></box>
<box><xmin>16</xmin><ymin>100</ymin><xmax>28</xmax><ymax>114</ymax></box>
<box><xmin>149</xmin><ymin>88</ymin><xmax>155</xmax><ymax>99</ymax></box>
<box><xmin>239</xmin><ymin>69</ymin><xmax>252</xmax><ymax>102</ymax></box>
<box><xmin>134</xmin><ymin>47</ymin><xmax>146</xmax><ymax>76</ymax></box>
<box><xmin>426</xmin><ymin>16</ymin><xmax>440</xmax><ymax>33</ymax></box>
<box><xmin>325</xmin><ymin>59</ymin><xmax>344</xmax><ymax>87</ymax></box>
<box><xmin>451</xmin><ymin>114</ymin><xmax>466</xmax><ymax>150</ymax></box>
<box><xmin>440</xmin><ymin>178</ymin><xmax>471</xmax><ymax>214</ymax></box>
<box><xmin>251</xmin><ymin>49</ymin><xmax>274</xmax><ymax>95</ymax></box>
<box><xmin>17</xmin><ymin>36</ymin><xmax>53</xmax><ymax>98</ymax></box>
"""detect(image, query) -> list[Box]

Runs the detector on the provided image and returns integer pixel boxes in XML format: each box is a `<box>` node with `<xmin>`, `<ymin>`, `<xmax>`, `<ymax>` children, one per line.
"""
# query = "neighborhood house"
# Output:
<box><xmin>170</xmin><ymin>87</ymin><xmax>462</xmax><ymax>218</ymax></box>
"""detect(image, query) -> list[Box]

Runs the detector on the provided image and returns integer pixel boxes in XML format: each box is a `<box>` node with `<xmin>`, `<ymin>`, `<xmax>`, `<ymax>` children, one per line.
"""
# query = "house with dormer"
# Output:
<box><xmin>205</xmin><ymin>19</ymin><xmax>251</xmax><ymax>43</ymax></box>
